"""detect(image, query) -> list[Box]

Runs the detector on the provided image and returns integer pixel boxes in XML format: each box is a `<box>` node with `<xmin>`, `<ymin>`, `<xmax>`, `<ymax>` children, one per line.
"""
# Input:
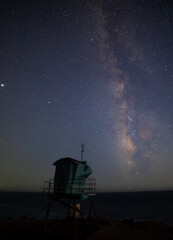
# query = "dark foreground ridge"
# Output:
<box><xmin>0</xmin><ymin>217</ymin><xmax>173</xmax><ymax>240</ymax></box>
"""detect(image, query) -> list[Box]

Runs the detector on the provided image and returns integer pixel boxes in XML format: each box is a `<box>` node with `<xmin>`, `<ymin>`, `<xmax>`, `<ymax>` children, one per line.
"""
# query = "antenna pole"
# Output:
<box><xmin>81</xmin><ymin>144</ymin><xmax>84</xmax><ymax>162</ymax></box>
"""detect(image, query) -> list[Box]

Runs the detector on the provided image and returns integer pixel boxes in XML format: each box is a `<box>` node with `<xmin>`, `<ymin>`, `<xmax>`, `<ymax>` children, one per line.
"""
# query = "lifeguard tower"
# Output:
<box><xmin>53</xmin><ymin>157</ymin><xmax>95</xmax><ymax>200</ymax></box>
<box><xmin>43</xmin><ymin>145</ymin><xmax>96</xmax><ymax>224</ymax></box>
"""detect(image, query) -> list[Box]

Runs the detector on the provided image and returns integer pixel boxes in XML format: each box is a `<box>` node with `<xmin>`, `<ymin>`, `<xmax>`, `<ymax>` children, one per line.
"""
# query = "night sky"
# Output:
<box><xmin>0</xmin><ymin>0</ymin><xmax>173</xmax><ymax>192</ymax></box>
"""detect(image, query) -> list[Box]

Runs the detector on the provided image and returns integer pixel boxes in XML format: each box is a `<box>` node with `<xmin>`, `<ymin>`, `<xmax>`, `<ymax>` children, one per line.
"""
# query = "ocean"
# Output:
<box><xmin>0</xmin><ymin>191</ymin><xmax>173</xmax><ymax>225</ymax></box>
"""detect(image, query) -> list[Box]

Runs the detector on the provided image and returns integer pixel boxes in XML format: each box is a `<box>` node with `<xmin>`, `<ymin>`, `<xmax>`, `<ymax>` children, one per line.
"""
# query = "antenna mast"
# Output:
<box><xmin>81</xmin><ymin>144</ymin><xmax>84</xmax><ymax>162</ymax></box>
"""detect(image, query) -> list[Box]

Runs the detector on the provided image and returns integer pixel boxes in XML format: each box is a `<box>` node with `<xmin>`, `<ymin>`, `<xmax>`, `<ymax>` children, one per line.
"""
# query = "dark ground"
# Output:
<box><xmin>0</xmin><ymin>217</ymin><xmax>173</xmax><ymax>240</ymax></box>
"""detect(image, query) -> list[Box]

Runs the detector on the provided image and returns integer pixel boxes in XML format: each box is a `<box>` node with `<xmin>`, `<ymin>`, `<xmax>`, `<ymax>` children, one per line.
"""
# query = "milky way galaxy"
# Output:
<box><xmin>93</xmin><ymin>2</ymin><xmax>146</xmax><ymax>170</ymax></box>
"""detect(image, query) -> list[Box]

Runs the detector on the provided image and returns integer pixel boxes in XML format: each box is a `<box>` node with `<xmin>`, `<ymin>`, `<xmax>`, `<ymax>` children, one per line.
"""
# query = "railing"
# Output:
<box><xmin>43</xmin><ymin>179</ymin><xmax>54</xmax><ymax>194</ymax></box>
<box><xmin>70</xmin><ymin>178</ymin><xmax>96</xmax><ymax>195</ymax></box>
<box><xmin>43</xmin><ymin>177</ymin><xmax>96</xmax><ymax>195</ymax></box>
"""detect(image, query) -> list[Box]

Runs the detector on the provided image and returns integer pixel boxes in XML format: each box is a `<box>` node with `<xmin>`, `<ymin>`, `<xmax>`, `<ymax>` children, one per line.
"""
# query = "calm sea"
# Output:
<box><xmin>0</xmin><ymin>191</ymin><xmax>172</xmax><ymax>225</ymax></box>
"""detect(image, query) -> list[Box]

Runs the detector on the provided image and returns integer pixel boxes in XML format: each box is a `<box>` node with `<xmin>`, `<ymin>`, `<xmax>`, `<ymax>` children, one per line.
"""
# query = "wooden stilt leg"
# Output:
<box><xmin>88</xmin><ymin>199</ymin><xmax>97</xmax><ymax>218</ymax></box>
<box><xmin>42</xmin><ymin>201</ymin><xmax>52</xmax><ymax>231</ymax></box>
<box><xmin>92</xmin><ymin>200</ymin><xmax>97</xmax><ymax>218</ymax></box>
<box><xmin>74</xmin><ymin>211</ymin><xmax>77</xmax><ymax>240</ymax></box>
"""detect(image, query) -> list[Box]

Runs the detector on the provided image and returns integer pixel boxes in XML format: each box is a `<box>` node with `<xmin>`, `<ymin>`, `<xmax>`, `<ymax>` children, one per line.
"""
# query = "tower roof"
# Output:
<box><xmin>53</xmin><ymin>157</ymin><xmax>86</xmax><ymax>166</ymax></box>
